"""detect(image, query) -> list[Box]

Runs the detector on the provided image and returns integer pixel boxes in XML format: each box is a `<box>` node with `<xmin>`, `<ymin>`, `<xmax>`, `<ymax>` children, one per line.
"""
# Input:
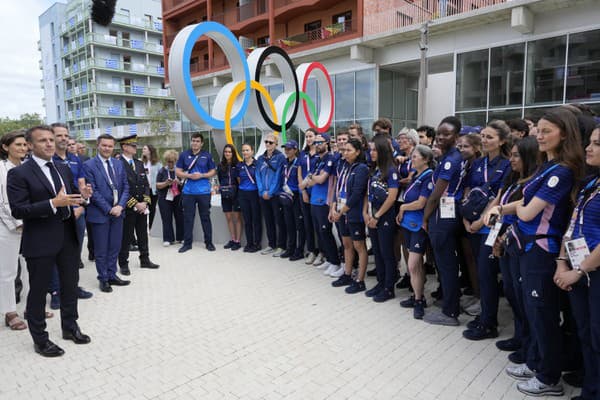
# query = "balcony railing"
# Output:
<box><xmin>87</xmin><ymin>33</ymin><xmax>163</xmax><ymax>54</ymax></box>
<box><xmin>237</xmin><ymin>0</ymin><xmax>268</xmax><ymax>23</ymax></box>
<box><xmin>64</xmin><ymin>58</ymin><xmax>165</xmax><ymax>77</ymax></box>
<box><xmin>277</xmin><ymin>20</ymin><xmax>357</xmax><ymax>49</ymax></box>
<box><xmin>273</xmin><ymin>0</ymin><xmax>305</xmax><ymax>8</ymax></box>
<box><xmin>364</xmin><ymin>0</ymin><xmax>509</xmax><ymax>36</ymax></box>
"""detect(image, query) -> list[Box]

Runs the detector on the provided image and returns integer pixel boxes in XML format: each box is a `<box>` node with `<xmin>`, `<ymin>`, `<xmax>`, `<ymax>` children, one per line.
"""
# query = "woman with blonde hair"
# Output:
<box><xmin>156</xmin><ymin>149</ymin><xmax>183</xmax><ymax>246</ymax></box>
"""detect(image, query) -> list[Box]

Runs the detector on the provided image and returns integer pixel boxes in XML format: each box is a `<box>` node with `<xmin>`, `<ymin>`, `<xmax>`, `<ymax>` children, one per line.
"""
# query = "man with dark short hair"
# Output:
<box><xmin>7</xmin><ymin>125</ymin><xmax>92</xmax><ymax>357</ymax></box>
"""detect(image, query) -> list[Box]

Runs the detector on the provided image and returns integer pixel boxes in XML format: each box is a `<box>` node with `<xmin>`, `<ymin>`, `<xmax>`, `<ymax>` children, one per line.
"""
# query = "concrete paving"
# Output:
<box><xmin>0</xmin><ymin>237</ymin><xmax>577</xmax><ymax>399</ymax></box>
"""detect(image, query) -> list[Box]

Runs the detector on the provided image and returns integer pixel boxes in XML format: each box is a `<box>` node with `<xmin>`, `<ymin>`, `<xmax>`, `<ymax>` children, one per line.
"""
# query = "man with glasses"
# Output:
<box><xmin>176</xmin><ymin>133</ymin><xmax>217</xmax><ymax>253</ymax></box>
<box><xmin>117</xmin><ymin>135</ymin><xmax>159</xmax><ymax>274</ymax></box>
<box><xmin>256</xmin><ymin>133</ymin><xmax>287</xmax><ymax>256</ymax></box>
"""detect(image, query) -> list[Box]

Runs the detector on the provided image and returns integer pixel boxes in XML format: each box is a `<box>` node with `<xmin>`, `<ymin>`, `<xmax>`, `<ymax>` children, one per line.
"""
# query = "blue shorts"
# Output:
<box><xmin>402</xmin><ymin>227</ymin><xmax>428</xmax><ymax>254</ymax></box>
<box><xmin>338</xmin><ymin>218</ymin><xmax>365</xmax><ymax>241</ymax></box>
<box><xmin>221</xmin><ymin>196</ymin><xmax>240</xmax><ymax>212</ymax></box>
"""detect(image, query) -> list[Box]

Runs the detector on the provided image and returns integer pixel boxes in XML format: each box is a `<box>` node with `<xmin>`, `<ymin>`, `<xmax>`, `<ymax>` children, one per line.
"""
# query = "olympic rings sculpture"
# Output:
<box><xmin>168</xmin><ymin>21</ymin><xmax>334</xmax><ymax>159</ymax></box>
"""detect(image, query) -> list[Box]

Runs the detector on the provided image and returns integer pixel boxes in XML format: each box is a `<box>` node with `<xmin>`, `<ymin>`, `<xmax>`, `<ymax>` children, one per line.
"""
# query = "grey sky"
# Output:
<box><xmin>0</xmin><ymin>0</ymin><xmax>61</xmax><ymax>119</ymax></box>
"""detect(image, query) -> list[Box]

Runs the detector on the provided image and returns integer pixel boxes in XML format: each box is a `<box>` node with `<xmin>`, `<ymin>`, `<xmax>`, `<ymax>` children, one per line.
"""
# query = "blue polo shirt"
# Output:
<box><xmin>176</xmin><ymin>150</ymin><xmax>215</xmax><ymax>195</ymax></box>
<box><xmin>236</xmin><ymin>160</ymin><xmax>258</xmax><ymax>191</ymax></box>
<box><xmin>499</xmin><ymin>182</ymin><xmax>521</xmax><ymax>226</ymax></box>
<box><xmin>433</xmin><ymin>147</ymin><xmax>464</xmax><ymax>200</ymax></box>
<box><xmin>518</xmin><ymin>161</ymin><xmax>574</xmax><ymax>253</ymax></box>
<box><xmin>401</xmin><ymin>168</ymin><xmax>433</xmax><ymax>232</ymax></box>
<box><xmin>53</xmin><ymin>153</ymin><xmax>84</xmax><ymax>187</ymax></box>
<box><xmin>573</xmin><ymin>176</ymin><xmax>600</xmax><ymax>251</ymax></box>
<box><xmin>342</xmin><ymin>162</ymin><xmax>369</xmax><ymax>223</ymax></box>
<box><xmin>283</xmin><ymin>157</ymin><xmax>300</xmax><ymax>193</ymax></box>
<box><xmin>368</xmin><ymin>166</ymin><xmax>400</xmax><ymax>211</ymax></box>
<box><xmin>310</xmin><ymin>153</ymin><xmax>335</xmax><ymax>206</ymax></box>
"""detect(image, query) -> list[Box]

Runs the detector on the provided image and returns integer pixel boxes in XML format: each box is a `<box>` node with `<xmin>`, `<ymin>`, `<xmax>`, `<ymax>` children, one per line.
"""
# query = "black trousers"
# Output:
<box><xmin>260</xmin><ymin>196</ymin><xmax>286</xmax><ymax>249</ymax></box>
<box><xmin>238</xmin><ymin>190</ymin><xmax>262</xmax><ymax>246</ymax></box>
<box><xmin>119</xmin><ymin>209</ymin><xmax>149</xmax><ymax>267</ymax></box>
<box><xmin>26</xmin><ymin>220</ymin><xmax>79</xmax><ymax>345</ymax></box>
<box><xmin>86</xmin><ymin>220</ymin><xmax>95</xmax><ymax>258</ymax></box>
<box><xmin>148</xmin><ymin>194</ymin><xmax>158</xmax><ymax>229</ymax></box>
<box><xmin>282</xmin><ymin>192</ymin><xmax>305</xmax><ymax>254</ymax></box>
<box><xmin>158</xmin><ymin>195</ymin><xmax>184</xmax><ymax>243</ymax></box>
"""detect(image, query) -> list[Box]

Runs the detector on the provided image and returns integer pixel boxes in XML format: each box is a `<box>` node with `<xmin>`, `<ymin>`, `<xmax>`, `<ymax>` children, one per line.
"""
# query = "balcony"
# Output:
<box><xmin>277</xmin><ymin>19</ymin><xmax>358</xmax><ymax>50</ymax></box>
<box><xmin>92</xmin><ymin>82</ymin><xmax>172</xmax><ymax>98</ymax></box>
<box><xmin>64</xmin><ymin>58</ymin><xmax>165</xmax><ymax>78</ymax></box>
<box><xmin>95</xmin><ymin>106</ymin><xmax>149</xmax><ymax>119</ymax></box>
<box><xmin>364</xmin><ymin>0</ymin><xmax>509</xmax><ymax>36</ymax></box>
<box><xmin>87</xmin><ymin>33</ymin><xmax>164</xmax><ymax>55</ymax></box>
<box><xmin>237</xmin><ymin>0</ymin><xmax>268</xmax><ymax>23</ymax></box>
<box><xmin>111</xmin><ymin>13</ymin><xmax>163</xmax><ymax>33</ymax></box>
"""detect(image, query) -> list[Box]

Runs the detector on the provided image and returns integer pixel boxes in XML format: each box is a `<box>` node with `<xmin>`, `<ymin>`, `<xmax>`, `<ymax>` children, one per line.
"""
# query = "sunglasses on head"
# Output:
<box><xmin>264</xmin><ymin>140</ymin><xmax>275</xmax><ymax>145</ymax></box>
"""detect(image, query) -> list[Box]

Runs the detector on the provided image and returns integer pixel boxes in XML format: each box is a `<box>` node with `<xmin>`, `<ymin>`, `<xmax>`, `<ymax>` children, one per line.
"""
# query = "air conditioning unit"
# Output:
<box><xmin>239</xmin><ymin>36</ymin><xmax>254</xmax><ymax>50</ymax></box>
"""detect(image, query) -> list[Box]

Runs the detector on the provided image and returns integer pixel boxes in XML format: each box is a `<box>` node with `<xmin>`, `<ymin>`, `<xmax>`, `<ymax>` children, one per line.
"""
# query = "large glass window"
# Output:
<box><xmin>456</xmin><ymin>49</ymin><xmax>488</xmax><ymax>111</ymax></box>
<box><xmin>489</xmin><ymin>43</ymin><xmax>525</xmax><ymax>108</ymax></box>
<box><xmin>566</xmin><ymin>29</ymin><xmax>600</xmax><ymax>102</ymax></box>
<box><xmin>488</xmin><ymin>109</ymin><xmax>522</xmax><ymax>123</ymax></box>
<box><xmin>525</xmin><ymin>36</ymin><xmax>567</xmax><ymax>105</ymax></box>
<box><xmin>335</xmin><ymin>72</ymin><xmax>354</xmax><ymax>120</ymax></box>
<box><xmin>455</xmin><ymin>111</ymin><xmax>487</xmax><ymax>127</ymax></box>
<box><xmin>355</xmin><ymin>69</ymin><xmax>375</xmax><ymax>119</ymax></box>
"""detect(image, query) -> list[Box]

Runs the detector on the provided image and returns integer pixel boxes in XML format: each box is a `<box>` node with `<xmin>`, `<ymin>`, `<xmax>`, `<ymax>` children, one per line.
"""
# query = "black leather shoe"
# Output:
<box><xmin>289</xmin><ymin>253</ymin><xmax>303</xmax><ymax>261</ymax></box>
<box><xmin>77</xmin><ymin>287</ymin><xmax>93</xmax><ymax>299</ymax></box>
<box><xmin>178</xmin><ymin>245</ymin><xmax>192</xmax><ymax>253</ymax></box>
<box><xmin>34</xmin><ymin>340</ymin><xmax>65</xmax><ymax>357</ymax></box>
<box><xmin>99</xmin><ymin>281</ymin><xmax>112</xmax><ymax>293</ymax></box>
<box><xmin>120</xmin><ymin>265</ymin><xmax>131</xmax><ymax>276</ymax></box>
<box><xmin>279</xmin><ymin>250</ymin><xmax>293</xmax><ymax>258</ymax></box>
<box><xmin>62</xmin><ymin>328</ymin><xmax>91</xmax><ymax>344</ymax></box>
<box><xmin>206</xmin><ymin>243</ymin><xmax>216</xmax><ymax>251</ymax></box>
<box><xmin>496</xmin><ymin>337</ymin><xmax>521</xmax><ymax>352</ymax></box>
<box><xmin>108</xmin><ymin>277</ymin><xmax>130</xmax><ymax>286</ymax></box>
<box><xmin>140</xmin><ymin>257</ymin><xmax>159</xmax><ymax>269</ymax></box>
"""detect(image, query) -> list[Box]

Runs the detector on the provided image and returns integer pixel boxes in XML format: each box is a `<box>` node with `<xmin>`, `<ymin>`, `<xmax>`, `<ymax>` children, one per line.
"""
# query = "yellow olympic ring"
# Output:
<box><xmin>225</xmin><ymin>80</ymin><xmax>279</xmax><ymax>161</ymax></box>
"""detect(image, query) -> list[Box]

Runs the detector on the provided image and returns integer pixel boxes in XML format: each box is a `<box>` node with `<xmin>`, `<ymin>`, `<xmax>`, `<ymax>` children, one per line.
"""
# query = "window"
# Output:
<box><xmin>489</xmin><ymin>43</ymin><xmax>525</xmax><ymax>108</ymax></box>
<box><xmin>257</xmin><ymin>36</ymin><xmax>269</xmax><ymax>46</ymax></box>
<box><xmin>525</xmin><ymin>36</ymin><xmax>567</xmax><ymax>105</ymax></box>
<box><xmin>335</xmin><ymin>72</ymin><xmax>354</xmax><ymax>120</ymax></box>
<box><xmin>57</xmin><ymin>105</ymin><xmax>61</xmax><ymax>119</ymax></box>
<box><xmin>50</xmin><ymin>22</ymin><xmax>55</xmax><ymax>36</ymax></box>
<box><xmin>566</xmin><ymin>29</ymin><xmax>600</xmax><ymax>102</ymax></box>
<box><xmin>456</xmin><ymin>49</ymin><xmax>489</xmax><ymax>111</ymax></box>
<box><xmin>304</xmin><ymin>20</ymin><xmax>321</xmax><ymax>32</ymax></box>
<box><xmin>355</xmin><ymin>69</ymin><xmax>375</xmax><ymax>119</ymax></box>
<box><xmin>332</xmin><ymin>11</ymin><xmax>351</xmax><ymax>24</ymax></box>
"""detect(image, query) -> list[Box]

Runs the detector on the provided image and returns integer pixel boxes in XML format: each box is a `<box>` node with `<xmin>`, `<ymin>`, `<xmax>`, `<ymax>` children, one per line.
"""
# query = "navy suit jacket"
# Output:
<box><xmin>83</xmin><ymin>156</ymin><xmax>129</xmax><ymax>223</ymax></box>
<box><xmin>7</xmin><ymin>159</ymin><xmax>80</xmax><ymax>258</ymax></box>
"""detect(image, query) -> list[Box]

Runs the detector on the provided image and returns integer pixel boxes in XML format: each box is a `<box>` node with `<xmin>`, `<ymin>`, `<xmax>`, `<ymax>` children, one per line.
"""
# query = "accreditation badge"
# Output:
<box><xmin>337</xmin><ymin>197</ymin><xmax>347</xmax><ymax>213</ymax></box>
<box><xmin>440</xmin><ymin>196</ymin><xmax>455</xmax><ymax>219</ymax></box>
<box><xmin>565</xmin><ymin>238</ymin><xmax>590</xmax><ymax>270</ymax></box>
<box><xmin>485</xmin><ymin>222</ymin><xmax>503</xmax><ymax>247</ymax></box>
<box><xmin>166</xmin><ymin>188</ymin><xmax>175</xmax><ymax>201</ymax></box>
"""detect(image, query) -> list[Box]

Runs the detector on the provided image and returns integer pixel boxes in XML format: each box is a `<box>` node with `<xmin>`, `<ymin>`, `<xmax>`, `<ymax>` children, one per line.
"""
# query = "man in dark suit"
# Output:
<box><xmin>83</xmin><ymin>134</ymin><xmax>130</xmax><ymax>293</ymax></box>
<box><xmin>7</xmin><ymin>125</ymin><xmax>92</xmax><ymax>357</ymax></box>
<box><xmin>117</xmin><ymin>135</ymin><xmax>159</xmax><ymax>275</ymax></box>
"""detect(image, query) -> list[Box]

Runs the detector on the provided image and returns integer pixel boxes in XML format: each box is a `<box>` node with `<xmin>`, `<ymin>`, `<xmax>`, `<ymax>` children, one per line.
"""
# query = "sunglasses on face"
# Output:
<box><xmin>314</xmin><ymin>141</ymin><xmax>325</xmax><ymax>145</ymax></box>
<box><xmin>264</xmin><ymin>140</ymin><xmax>275</xmax><ymax>145</ymax></box>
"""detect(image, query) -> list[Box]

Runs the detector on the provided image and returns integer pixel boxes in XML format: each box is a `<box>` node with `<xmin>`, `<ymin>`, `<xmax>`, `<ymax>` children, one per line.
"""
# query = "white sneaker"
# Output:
<box><xmin>272</xmin><ymin>248</ymin><xmax>285</xmax><ymax>257</ymax></box>
<box><xmin>312</xmin><ymin>253</ymin><xmax>325</xmax><ymax>267</ymax></box>
<box><xmin>304</xmin><ymin>253</ymin><xmax>316</xmax><ymax>264</ymax></box>
<box><xmin>162</xmin><ymin>241</ymin><xmax>171</xmax><ymax>247</ymax></box>
<box><xmin>261</xmin><ymin>246</ymin><xmax>274</xmax><ymax>255</ymax></box>
<box><xmin>517</xmin><ymin>376</ymin><xmax>563</xmax><ymax>397</ymax></box>
<box><xmin>463</xmin><ymin>299</ymin><xmax>481</xmax><ymax>316</ymax></box>
<box><xmin>330</xmin><ymin>264</ymin><xmax>345</xmax><ymax>277</ymax></box>
<box><xmin>324</xmin><ymin>263</ymin><xmax>337</xmax><ymax>275</ymax></box>
<box><xmin>317</xmin><ymin>261</ymin><xmax>330</xmax><ymax>270</ymax></box>
<box><xmin>506</xmin><ymin>364</ymin><xmax>535</xmax><ymax>381</ymax></box>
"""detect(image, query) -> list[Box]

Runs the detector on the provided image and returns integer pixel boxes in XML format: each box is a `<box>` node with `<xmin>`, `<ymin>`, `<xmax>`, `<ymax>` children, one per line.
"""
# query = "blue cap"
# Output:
<box><xmin>319</xmin><ymin>133</ymin><xmax>331</xmax><ymax>142</ymax></box>
<box><xmin>459</xmin><ymin>125</ymin><xmax>481</xmax><ymax>136</ymax></box>
<box><xmin>283</xmin><ymin>140</ymin><xmax>298</xmax><ymax>149</ymax></box>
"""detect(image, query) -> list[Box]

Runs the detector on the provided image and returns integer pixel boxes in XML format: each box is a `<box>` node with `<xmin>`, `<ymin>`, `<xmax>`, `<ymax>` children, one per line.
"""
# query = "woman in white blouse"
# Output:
<box><xmin>0</xmin><ymin>130</ymin><xmax>29</xmax><ymax>330</ymax></box>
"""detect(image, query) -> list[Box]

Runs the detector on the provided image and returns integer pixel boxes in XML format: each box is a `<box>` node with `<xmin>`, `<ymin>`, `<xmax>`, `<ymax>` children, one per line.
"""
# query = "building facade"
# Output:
<box><xmin>161</xmin><ymin>0</ymin><xmax>600</xmax><ymax>155</ymax></box>
<box><xmin>39</xmin><ymin>0</ymin><xmax>179</xmax><ymax>143</ymax></box>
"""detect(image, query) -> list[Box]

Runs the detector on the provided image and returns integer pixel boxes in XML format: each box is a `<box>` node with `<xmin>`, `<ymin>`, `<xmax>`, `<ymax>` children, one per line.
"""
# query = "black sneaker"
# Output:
<box><xmin>243</xmin><ymin>245</ymin><xmax>252</xmax><ymax>252</ymax></box>
<box><xmin>345</xmin><ymin>280</ymin><xmax>366</xmax><ymax>294</ymax></box>
<box><xmin>178</xmin><ymin>245</ymin><xmax>192</xmax><ymax>253</ymax></box>
<box><xmin>206</xmin><ymin>243</ymin><xmax>216</xmax><ymax>251</ymax></box>
<box><xmin>496</xmin><ymin>337</ymin><xmax>521</xmax><ymax>352</ymax></box>
<box><xmin>396</xmin><ymin>273</ymin><xmax>411</xmax><ymax>289</ymax></box>
<box><xmin>224</xmin><ymin>240</ymin><xmax>234</xmax><ymax>249</ymax></box>
<box><xmin>279</xmin><ymin>250</ymin><xmax>293</xmax><ymax>258</ymax></box>
<box><xmin>462</xmin><ymin>324</ymin><xmax>499</xmax><ymax>341</ymax></box>
<box><xmin>508</xmin><ymin>350</ymin><xmax>526</xmax><ymax>364</ymax></box>
<box><xmin>230</xmin><ymin>242</ymin><xmax>241</xmax><ymax>251</ymax></box>
<box><xmin>373</xmin><ymin>288</ymin><xmax>395</xmax><ymax>303</ymax></box>
<box><xmin>467</xmin><ymin>316</ymin><xmax>481</xmax><ymax>330</ymax></box>
<box><xmin>414</xmin><ymin>299</ymin><xmax>426</xmax><ymax>319</ymax></box>
<box><xmin>366</xmin><ymin>268</ymin><xmax>377</xmax><ymax>277</ymax></box>
<box><xmin>365</xmin><ymin>283</ymin><xmax>383</xmax><ymax>298</ymax></box>
<box><xmin>400</xmin><ymin>295</ymin><xmax>416</xmax><ymax>308</ymax></box>
<box><xmin>332</xmin><ymin>274</ymin><xmax>353</xmax><ymax>287</ymax></box>
<box><xmin>289</xmin><ymin>252</ymin><xmax>303</xmax><ymax>261</ymax></box>
<box><xmin>248</xmin><ymin>244</ymin><xmax>261</xmax><ymax>253</ymax></box>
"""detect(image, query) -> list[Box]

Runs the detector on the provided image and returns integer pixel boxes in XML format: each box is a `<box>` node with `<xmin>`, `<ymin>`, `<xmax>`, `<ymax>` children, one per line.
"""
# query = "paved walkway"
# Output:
<box><xmin>0</xmin><ymin>237</ymin><xmax>577</xmax><ymax>399</ymax></box>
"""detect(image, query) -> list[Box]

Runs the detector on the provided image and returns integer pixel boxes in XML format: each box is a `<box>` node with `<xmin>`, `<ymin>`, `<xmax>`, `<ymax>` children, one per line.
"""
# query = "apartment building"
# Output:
<box><xmin>40</xmin><ymin>0</ymin><xmax>179</xmax><ymax>142</ymax></box>
<box><xmin>161</xmin><ymin>0</ymin><xmax>600</xmax><ymax>152</ymax></box>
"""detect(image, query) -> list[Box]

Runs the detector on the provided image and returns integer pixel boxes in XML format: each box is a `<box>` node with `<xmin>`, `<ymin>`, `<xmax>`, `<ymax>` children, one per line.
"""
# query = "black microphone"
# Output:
<box><xmin>91</xmin><ymin>0</ymin><xmax>117</xmax><ymax>26</ymax></box>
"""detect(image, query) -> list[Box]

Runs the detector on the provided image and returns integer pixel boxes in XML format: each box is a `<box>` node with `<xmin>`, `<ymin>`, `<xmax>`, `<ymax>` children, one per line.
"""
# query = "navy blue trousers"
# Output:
<box><xmin>238</xmin><ymin>190</ymin><xmax>262</xmax><ymax>247</ymax></box>
<box><xmin>429</xmin><ymin>216</ymin><xmax>461</xmax><ymax>318</ymax></box>
<box><xmin>158</xmin><ymin>195</ymin><xmax>184</xmax><ymax>243</ymax></box>
<box><xmin>311</xmin><ymin>204</ymin><xmax>339</xmax><ymax>265</ymax></box>
<box><xmin>569</xmin><ymin>271</ymin><xmax>600</xmax><ymax>400</ymax></box>
<box><xmin>301</xmin><ymin>199</ymin><xmax>317</xmax><ymax>254</ymax></box>
<box><xmin>469</xmin><ymin>234</ymin><xmax>500</xmax><ymax>328</ymax></box>
<box><xmin>260</xmin><ymin>196</ymin><xmax>286</xmax><ymax>249</ymax></box>
<box><xmin>499</xmin><ymin>252</ymin><xmax>528</xmax><ymax>354</ymax></box>
<box><xmin>90</xmin><ymin>216</ymin><xmax>123</xmax><ymax>283</ymax></box>
<box><xmin>282</xmin><ymin>192</ymin><xmax>305</xmax><ymax>254</ymax></box>
<box><xmin>182</xmin><ymin>194</ymin><xmax>212</xmax><ymax>246</ymax></box>
<box><xmin>369</xmin><ymin>210</ymin><xmax>397</xmax><ymax>291</ymax></box>
<box><xmin>519</xmin><ymin>244</ymin><xmax>562</xmax><ymax>385</ymax></box>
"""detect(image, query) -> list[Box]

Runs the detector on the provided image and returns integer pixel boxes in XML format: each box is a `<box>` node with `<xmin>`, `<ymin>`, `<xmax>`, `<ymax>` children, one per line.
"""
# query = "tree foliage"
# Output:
<box><xmin>0</xmin><ymin>113</ymin><xmax>45</xmax><ymax>136</ymax></box>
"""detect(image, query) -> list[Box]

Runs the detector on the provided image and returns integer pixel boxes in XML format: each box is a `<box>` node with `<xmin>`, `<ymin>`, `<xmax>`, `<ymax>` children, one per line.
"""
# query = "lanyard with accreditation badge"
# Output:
<box><xmin>336</xmin><ymin>163</ymin><xmax>358</xmax><ymax>212</ymax></box>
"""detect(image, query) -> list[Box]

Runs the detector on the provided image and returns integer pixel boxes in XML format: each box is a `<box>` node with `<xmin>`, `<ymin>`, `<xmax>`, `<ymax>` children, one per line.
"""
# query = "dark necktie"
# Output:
<box><xmin>129</xmin><ymin>159</ymin><xmax>135</xmax><ymax>169</ymax></box>
<box><xmin>46</xmin><ymin>161</ymin><xmax>70</xmax><ymax>220</ymax></box>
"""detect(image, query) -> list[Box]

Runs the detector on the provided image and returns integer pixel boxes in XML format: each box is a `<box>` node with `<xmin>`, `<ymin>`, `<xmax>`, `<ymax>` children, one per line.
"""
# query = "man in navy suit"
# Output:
<box><xmin>7</xmin><ymin>125</ymin><xmax>92</xmax><ymax>357</ymax></box>
<box><xmin>83</xmin><ymin>134</ymin><xmax>130</xmax><ymax>293</ymax></box>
